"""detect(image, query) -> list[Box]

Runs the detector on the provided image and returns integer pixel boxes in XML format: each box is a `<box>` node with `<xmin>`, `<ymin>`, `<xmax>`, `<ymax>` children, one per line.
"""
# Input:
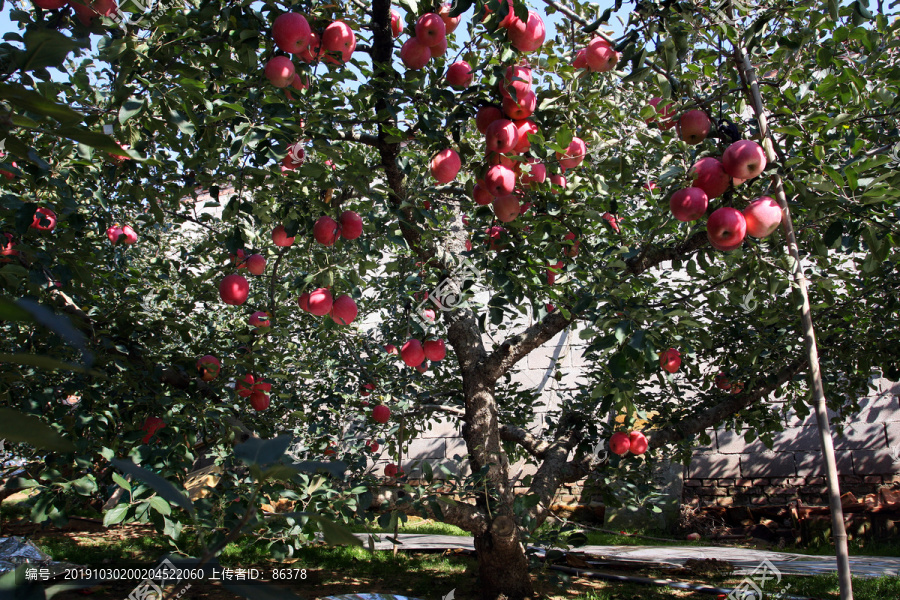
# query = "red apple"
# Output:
<box><xmin>429</xmin><ymin>36</ymin><xmax>448</xmax><ymax>58</ymax></box>
<box><xmin>265</xmin><ymin>56</ymin><xmax>295</xmax><ymax>88</ymax></box>
<box><xmin>401</xmin><ymin>339</ymin><xmax>425</xmax><ymax>367</ymax></box>
<box><xmin>272</xmin><ymin>224</ymin><xmax>295</xmax><ymax>246</ymax></box>
<box><xmin>629</xmin><ymin>431</ymin><xmax>649</xmax><ymax>455</ymax></box>
<box><xmin>308</xmin><ymin>287</ymin><xmax>333</xmax><ymax>316</ymax></box>
<box><xmin>141</xmin><ymin>416</ymin><xmax>165</xmax><ymax>444</ymax></box>
<box><xmin>520</xmin><ymin>159</ymin><xmax>546</xmax><ymax>186</ymax></box>
<box><xmin>500</xmin><ymin>65</ymin><xmax>532</xmax><ymax>99</ymax></box>
<box><xmin>446</xmin><ymin>61</ymin><xmax>473</xmax><ymax>89</ymax></box>
<box><xmin>473</xmin><ymin>183</ymin><xmax>494</xmax><ymax>206</ymax></box>
<box><xmin>486</xmin><ymin>150</ymin><xmax>517</xmax><ymax>169</ymax></box>
<box><xmin>284</xmin><ymin>141</ymin><xmax>306</xmax><ymax>168</ymax></box>
<box><xmin>573</xmin><ymin>48</ymin><xmax>588</xmax><ymax>70</ymax></box>
<box><xmin>722</xmin><ymin>140</ymin><xmax>767</xmax><ymax>180</ymax></box>
<box><xmin>298</xmin><ymin>31</ymin><xmax>320</xmax><ymax>63</ymax></box>
<box><xmin>320</xmin><ymin>21</ymin><xmax>356</xmax><ymax>64</ymax></box>
<box><xmin>400</xmin><ymin>37</ymin><xmax>431</xmax><ymax>69</ymax></box>
<box><xmin>492</xmin><ymin>195</ymin><xmax>520</xmax><ymax>223</ymax></box>
<box><xmin>219</xmin><ymin>274</ymin><xmax>249</xmax><ymax>305</ymax></box>
<box><xmin>246</xmin><ymin>254</ymin><xmax>266</xmax><ymax>275</ymax></box>
<box><xmin>290</xmin><ymin>74</ymin><xmax>309</xmax><ymax>94</ymax></box>
<box><xmin>33</xmin><ymin>0</ymin><xmax>67</xmax><ymax>8</ymax></box>
<box><xmin>508</xmin><ymin>11</ymin><xmax>545</xmax><ymax>52</ymax></box>
<box><xmin>106</xmin><ymin>224</ymin><xmax>123</xmax><ymax>244</ymax></box>
<box><xmin>689</xmin><ymin>157</ymin><xmax>731</xmax><ymax>199</ymax></box>
<box><xmin>564</xmin><ymin>232</ymin><xmax>580</xmax><ymax>257</ymax></box>
<box><xmin>547</xmin><ymin>260</ymin><xmax>564</xmax><ymax>285</ymax></box>
<box><xmin>548</xmin><ymin>174</ymin><xmax>567</xmax><ymax>192</ymax></box>
<box><xmin>602</xmin><ymin>212</ymin><xmax>620</xmax><ymax>232</ymax></box>
<box><xmin>71</xmin><ymin>0</ymin><xmax>117</xmax><ymax>26</ymax></box>
<box><xmin>585</xmin><ymin>37</ymin><xmax>617</xmax><ymax>72</ymax></box>
<box><xmin>502</xmin><ymin>90</ymin><xmax>536</xmax><ymax>120</ymax></box>
<box><xmin>647</xmin><ymin>97</ymin><xmax>676</xmax><ymax>130</ymax></box>
<box><xmin>120</xmin><ymin>225</ymin><xmax>137</xmax><ymax>244</ymax></box>
<box><xmin>609</xmin><ymin>432</ymin><xmax>631</xmax><ymax>455</ymax></box>
<box><xmin>415</xmin><ymin>13</ymin><xmax>446</xmax><ymax>47</ymax></box>
<box><xmin>250</xmin><ymin>391</ymin><xmax>270</xmax><ymax>411</ymax></box>
<box><xmin>373</xmin><ymin>404</ymin><xmax>390</xmax><ymax>423</ymax></box>
<box><xmin>1</xmin><ymin>233</ymin><xmax>17</xmax><ymax>262</ymax></box>
<box><xmin>679</xmin><ymin>110</ymin><xmax>711</xmax><ymax>145</ymax></box>
<box><xmin>557</xmin><ymin>137</ymin><xmax>587</xmax><ymax>170</ymax></box>
<box><xmin>31</xmin><ymin>207</ymin><xmax>57</xmax><ymax>231</ymax></box>
<box><xmin>366</xmin><ymin>438</ymin><xmax>380</xmax><ymax>452</ymax></box>
<box><xmin>643</xmin><ymin>181</ymin><xmax>657</xmax><ymax>191</ymax></box>
<box><xmin>513</xmin><ymin>119</ymin><xmax>538</xmax><ymax>153</ymax></box>
<box><xmin>476</xmin><ymin>106</ymin><xmax>503</xmax><ymax>134</ymax></box>
<box><xmin>659</xmin><ymin>348</ymin><xmax>681</xmax><ymax>373</ymax></box>
<box><xmin>384</xmin><ymin>343</ymin><xmax>399</xmax><ymax>355</ymax></box>
<box><xmin>249</xmin><ymin>311</ymin><xmax>270</xmax><ymax>330</ymax></box>
<box><xmin>339</xmin><ymin>211</ymin><xmax>363</xmax><ymax>240</ymax></box>
<box><xmin>391</xmin><ymin>10</ymin><xmax>403</xmax><ymax>37</ymax></box>
<box><xmin>484</xmin><ymin>165</ymin><xmax>516</xmax><ymax>197</ymax></box>
<box><xmin>361</xmin><ymin>383</ymin><xmax>375</xmax><ymax>396</ymax></box>
<box><xmin>384</xmin><ymin>463</ymin><xmax>399</xmax><ymax>477</ymax></box>
<box><xmin>438</xmin><ymin>3</ymin><xmax>461</xmax><ymax>33</ymax></box>
<box><xmin>430</xmin><ymin>148</ymin><xmax>461</xmax><ymax>183</ymax></box>
<box><xmin>743</xmin><ymin>196</ymin><xmax>782</xmax><ymax>238</ymax></box>
<box><xmin>272</xmin><ymin>13</ymin><xmax>311</xmax><ymax>54</ymax></box>
<box><xmin>313</xmin><ymin>215</ymin><xmax>341</xmax><ymax>246</ymax></box>
<box><xmin>330</xmin><ymin>294</ymin><xmax>358</xmax><ymax>325</ymax></box>
<box><xmin>423</xmin><ymin>339</ymin><xmax>446</xmax><ymax>361</ymax></box>
<box><xmin>297</xmin><ymin>292</ymin><xmax>311</xmax><ymax>311</ymax></box>
<box><xmin>707</xmin><ymin>207</ymin><xmax>747</xmax><ymax>251</ymax></box>
<box><xmin>485</xmin><ymin>118</ymin><xmax>520</xmax><ymax>153</ymax></box>
<box><xmin>196</xmin><ymin>355</ymin><xmax>221</xmax><ymax>381</ymax></box>
<box><xmin>486</xmin><ymin>226</ymin><xmax>508</xmax><ymax>251</ymax></box>
<box><xmin>669</xmin><ymin>187</ymin><xmax>709</xmax><ymax>222</ymax></box>
<box><xmin>715</xmin><ymin>372</ymin><xmax>732</xmax><ymax>390</ymax></box>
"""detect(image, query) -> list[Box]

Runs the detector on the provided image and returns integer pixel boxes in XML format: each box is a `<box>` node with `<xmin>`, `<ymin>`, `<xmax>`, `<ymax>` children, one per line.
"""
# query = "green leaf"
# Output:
<box><xmin>233</xmin><ymin>435</ymin><xmax>293</xmax><ymax>467</ymax></box>
<box><xmin>103</xmin><ymin>504</ymin><xmax>129</xmax><ymax>527</ymax></box>
<box><xmin>310</xmin><ymin>515</ymin><xmax>363</xmax><ymax>547</ymax></box>
<box><xmin>111</xmin><ymin>458</ymin><xmax>196</xmax><ymax>517</ymax></box>
<box><xmin>118</xmin><ymin>98</ymin><xmax>145</xmax><ymax>124</ymax></box>
<box><xmin>0</xmin><ymin>82</ymin><xmax>84</xmax><ymax>124</ymax></box>
<box><xmin>112</xmin><ymin>472</ymin><xmax>132</xmax><ymax>494</ymax></box>
<box><xmin>0</xmin><ymin>408</ymin><xmax>75</xmax><ymax>452</ymax></box>
<box><xmin>149</xmin><ymin>496</ymin><xmax>172</xmax><ymax>516</ymax></box>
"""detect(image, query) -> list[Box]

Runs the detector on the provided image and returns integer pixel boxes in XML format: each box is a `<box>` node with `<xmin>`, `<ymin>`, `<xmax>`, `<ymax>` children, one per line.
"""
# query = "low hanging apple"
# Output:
<box><xmin>669</xmin><ymin>187</ymin><xmax>709</xmax><ymax>222</ymax></box>
<box><xmin>707</xmin><ymin>207</ymin><xmax>747</xmax><ymax>251</ymax></box>
<box><xmin>330</xmin><ymin>294</ymin><xmax>358</xmax><ymax>325</ymax></box>
<box><xmin>219</xmin><ymin>274</ymin><xmax>250</xmax><ymax>305</ymax></box>
<box><xmin>249</xmin><ymin>311</ymin><xmax>271</xmax><ymax>330</ymax></box>
<box><xmin>629</xmin><ymin>431</ymin><xmax>649</xmax><ymax>455</ymax></box>
<box><xmin>430</xmin><ymin>148</ymin><xmax>462</xmax><ymax>183</ymax></box>
<box><xmin>313</xmin><ymin>215</ymin><xmax>341</xmax><ymax>246</ymax></box>
<box><xmin>339</xmin><ymin>210</ymin><xmax>363</xmax><ymax>240</ymax></box>
<box><xmin>659</xmin><ymin>348</ymin><xmax>681</xmax><ymax>373</ymax></box>
<box><xmin>476</xmin><ymin>105</ymin><xmax>503</xmax><ymax>134</ymax></box>
<box><xmin>446</xmin><ymin>61</ymin><xmax>473</xmax><ymax>89</ymax></box>
<box><xmin>384</xmin><ymin>463</ymin><xmax>400</xmax><ymax>477</ymax></box>
<box><xmin>401</xmin><ymin>339</ymin><xmax>426</xmax><ymax>367</ymax></box>
<box><xmin>609</xmin><ymin>432</ymin><xmax>631</xmax><ymax>455</ymax></box>
<box><xmin>107</xmin><ymin>224</ymin><xmax>138</xmax><ymax>245</ymax></box>
<box><xmin>423</xmin><ymin>339</ymin><xmax>446</xmax><ymax>361</ymax></box>
<box><xmin>307</xmin><ymin>287</ymin><xmax>333</xmax><ymax>316</ymax></box>
<box><xmin>272</xmin><ymin>224</ymin><xmax>295</xmax><ymax>247</ymax></box>
<box><xmin>246</xmin><ymin>254</ymin><xmax>266</xmax><ymax>275</ymax></box>
<box><xmin>400</xmin><ymin>37</ymin><xmax>431</xmax><ymax>69</ymax></box>
<box><xmin>366</xmin><ymin>438</ymin><xmax>380</xmax><ymax>452</ymax></box>
<box><xmin>689</xmin><ymin>157</ymin><xmax>731</xmax><ymax>199</ymax></box>
<box><xmin>372</xmin><ymin>404</ymin><xmax>391</xmax><ymax>423</ymax></box>
<box><xmin>556</xmin><ymin>137</ymin><xmax>588</xmax><ymax>170</ymax></box>
<box><xmin>265</xmin><ymin>56</ymin><xmax>295</xmax><ymax>88</ymax></box>
<box><xmin>297</xmin><ymin>292</ymin><xmax>311</xmax><ymax>312</ymax></box>
<box><xmin>722</xmin><ymin>139</ymin><xmax>767</xmax><ymax>180</ymax></box>
<box><xmin>678</xmin><ymin>110</ymin><xmax>711</xmax><ymax>145</ymax></box>
<box><xmin>743</xmin><ymin>196</ymin><xmax>782</xmax><ymax>238</ymax></box>
<box><xmin>320</xmin><ymin>21</ymin><xmax>357</xmax><ymax>65</ymax></box>
<box><xmin>141</xmin><ymin>417</ymin><xmax>166</xmax><ymax>444</ymax></box>
<box><xmin>31</xmin><ymin>207</ymin><xmax>57</xmax><ymax>232</ymax></box>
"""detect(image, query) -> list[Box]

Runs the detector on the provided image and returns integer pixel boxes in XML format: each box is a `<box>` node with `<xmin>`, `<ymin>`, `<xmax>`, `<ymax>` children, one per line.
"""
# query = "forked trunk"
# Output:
<box><xmin>473</xmin><ymin>515</ymin><xmax>534</xmax><ymax>600</ymax></box>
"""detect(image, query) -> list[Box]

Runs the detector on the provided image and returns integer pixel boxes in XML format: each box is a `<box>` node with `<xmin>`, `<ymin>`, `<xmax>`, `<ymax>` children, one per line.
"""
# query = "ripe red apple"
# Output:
<box><xmin>439</xmin><ymin>3</ymin><xmax>461</xmax><ymax>33</ymax></box>
<box><xmin>492</xmin><ymin>195</ymin><xmax>520</xmax><ymax>223</ymax></box>
<box><xmin>297</xmin><ymin>292</ymin><xmax>311</xmax><ymax>311</ymax></box>
<box><xmin>743</xmin><ymin>196</ymin><xmax>782</xmax><ymax>238</ymax></box>
<box><xmin>219</xmin><ymin>274</ymin><xmax>249</xmax><ymax>305</ymax></box>
<box><xmin>366</xmin><ymin>438</ymin><xmax>380</xmax><ymax>452</ymax></box>
<box><xmin>265</xmin><ymin>56</ymin><xmax>295</xmax><ymax>88</ymax></box>
<box><xmin>384</xmin><ymin>343</ymin><xmax>399</xmax><ymax>355</ymax></box>
<box><xmin>722</xmin><ymin>140</ymin><xmax>767</xmax><ymax>180</ymax></box>
<box><xmin>484</xmin><ymin>165</ymin><xmax>516</xmax><ymax>197</ymax></box>
<box><xmin>647</xmin><ymin>97</ymin><xmax>676</xmax><ymax>130</ymax></box>
<box><xmin>446</xmin><ymin>61</ymin><xmax>473</xmax><ymax>89</ymax></box>
<box><xmin>669</xmin><ymin>187</ymin><xmax>709</xmax><ymax>222</ymax></box>
<box><xmin>547</xmin><ymin>260</ymin><xmax>564</xmax><ymax>285</ymax></box>
<box><xmin>308</xmin><ymin>288</ymin><xmax>333</xmax><ymax>316</ymax></box>
<box><xmin>1</xmin><ymin>233</ymin><xmax>17</xmax><ymax>262</ymax></box>
<box><xmin>485</xmin><ymin>119</ymin><xmax>519</xmax><ymax>153</ymax></box>
<box><xmin>557</xmin><ymin>137</ymin><xmax>587</xmax><ymax>170</ymax></box>
<box><xmin>373</xmin><ymin>404</ymin><xmax>390</xmax><ymax>423</ymax></box>
<box><xmin>250</xmin><ymin>391</ymin><xmax>270</xmax><ymax>411</ymax></box>
<box><xmin>609</xmin><ymin>432</ymin><xmax>631</xmax><ymax>455</ymax></box>
<box><xmin>416</xmin><ymin>12</ymin><xmax>446</xmax><ymax>47</ymax></box>
<box><xmin>715</xmin><ymin>373</ymin><xmax>732</xmax><ymax>390</ymax></box>
<box><xmin>31</xmin><ymin>207</ymin><xmax>57</xmax><ymax>231</ymax></box>
<box><xmin>473</xmin><ymin>183</ymin><xmax>494</xmax><ymax>206</ymax></box>
<box><xmin>400</xmin><ymin>37</ymin><xmax>431</xmax><ymax>69</ymax></box>
<box><xmin>629</xmin><ymin>431</ymin><xmax>649</xmax><ymax>455</ymax></box>
<box><xmin>548</xmin><ymin>174</ymin><xmax>567</xmax><ymax>192</ymax></box>
<box><xmin>573</xmin><ymin>48</ymin><xmax>588</xmax><ymax>70</ymax></box>
<box><xmin>423</xmin><ymin>339</ymin><xmax>446</xmax><ymax>362</ymax></box>
<box><xmin>520</xmin><ymin>159</ymin><xmax>546</xmax><ymax>186</ymax></box>
<box><xmin>249</xmin><ymin>311</ymin><xmax>270</xmax><ymax>330</ymax></box>
<box><xmin>384</xmin><ymin>463</ymin><xmax>399</xmax><ymax>477</ymax></box>
<box><xmin>272</xmin><ymin>13</ymin><xmax>311</xmax><ymax>54</ymax></box>
<box><xmin>120</xmin><ymin>225</ymin><xmax>137</xmax><ymax>244</ymax></box>
<box><xmin>246</xmin><ymin>254</ymin><xmax>266</xmax><ymax>275</ymax></box>
<box><xmin>330</xmin><ymin>294</ymin><xmax>358</xmax><ymax>325</ymax></box>
<box><xmin>196</xmin><ymin>355</ymin><xmax>221</xmax><ymax>381</ymax></box>
<box><xmin>321</xmin><ymin>21</ymin><xmax>356</xmax><ymax>65</ymax></box>
<box><xmin>476</xmin><ymin>106</ymin><xmax>504</xmax><ymax>134</ymax></box>
<box><xmin>339</xmin><ymin>211</ymin><xmax>363</xmax><ymax>240</ymax></box>
<box><xmin>502</xmin><ymin>90</ymin><xmax>536</xmax><ymax>120</ymax></box>
<box><xmin>141</xmin><ymin>416</ymin><xmax>165</xmax><ymax>444</ymax></box>
<box><xmin>361</xmin><ymin>383</ymin><xmax>375</xmax><ymax>396</ymax></box>
<box><xmin>272</xmin><ymin>224</ymin><xmax>295</xmax><ymax>246</ymax></box>
<box><xmin>602</xmin><ymin>212</ymin><xmax>620</xmax><ymax>232</ymax></box>
<box><xmin>513</xmin><ymin>119</ymin><xmax>538</xmax><ymax>153</ymax></box>
<box><xmin>486</xmin><ymin>150</ymin><xmax>517</xmax><ymax>169</ymax></box>
<box><xmin>508</xmin><ymin>11</ymin><xmax>545</xmax><ymax>52</ymax></box>
<box><xmin>313</xmin><ymin>215</ymin><xmax>341</xmax><ymax>246</ymax></box>
<box><xmin>401</xmin><ymin>339</ymin><xmax>425</xmax><ymax>367</ymax></box>
<box><xmin>679</xmin><ymin>110</ymin><xmax>711</xmax><ymax>145</ymax></box>
<box><xmin>689</xmin><ymin>157</ymin><xmax>731</xmax><ymax>199</ymax></box>
<box><xmin>707</xmin><ymin>207</ymin><xmax>747</xmax><ymax>251</ymax></box>
<box><xmin>298</xmin><ymin>31</ymin><xmax>320</xmax><ymax>63</ymax></box>
<box><xmin>486</xmin><ymin>226</ymin><xmax>508</xmax><ymax>251</ymax></box>
<box><xmin>564</xmin><ymin>232</ymin><xmax>580</xmax><ymax>257</ymax></box>
<box><xmin>71</xmin><ymin>0</ymin><xmax>117</xmax><ymax>26</ymax></box>
<box><xmin>107</xmin><ymin>224</ymin><xmax>123</xmax><ymax>244</ymax></box>
<box><xmin>391</xmin><ymin>10</ymin><xmax>403</xmax><ymax>37</ymax></box>
<box><xmin>585</xmin><ymin>37</ymin><xmax>617</xmax><ymax>72</ymax></box>
<box><xmin>659</xmin><ymin>348</ymin><xmax>681</xmax><ymax>373</ymax></box>
<box><xmin>430</xmin><ymin>148</ymin><xmax>461</xmax><ymax>183</ymax></box>
<box><xmin>500</xmin><ymin>65</ymin><xmax>532</xmax><ymax>99</ymax></box>
<box><xmin>33</xmin><ymin>0</ymin><xmax>67</xmax><ymax>8</ymax></box>
<box><xmin>429</xmin><ymin>36</ymin><xmax>448</xmax><ymax>58</ymax></box>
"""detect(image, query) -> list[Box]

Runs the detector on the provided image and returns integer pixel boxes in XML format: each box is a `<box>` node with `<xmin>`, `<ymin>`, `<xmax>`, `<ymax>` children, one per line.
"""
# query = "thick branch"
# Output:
<box><xmin>372</xmin><ymin>486</ymin><xmax>488</xmax><ymax>536</ymax></box>
<box><xmin>625</xmin><ymin>231</ymin><xmax>709</xmax><ymax>276</ymax></box>
<box><xmin>499</xmin><ymin>423</ymin><xmax>552</xmax><ymax>459</ymax></box>
<box><xmin>480</xmin><ymin>312</ymin><xmax>574</xmax><ymax>380</ymax></box>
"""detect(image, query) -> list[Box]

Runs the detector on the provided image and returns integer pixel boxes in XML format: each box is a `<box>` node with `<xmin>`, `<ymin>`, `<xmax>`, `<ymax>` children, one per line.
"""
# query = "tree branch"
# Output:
<box><xmin>499</xmin><ymin>423</ymin><xmax>553</xmax><ymax>459</ymax></box>
<box><xmin>480</xmin><ymin>312</ymin><xmax>575</xmax><ymax>380</ymax></box>
<box><xmin>372</xmin><ymin>486</ymin><xmax>488</xmax><ymax>536</ymax></box>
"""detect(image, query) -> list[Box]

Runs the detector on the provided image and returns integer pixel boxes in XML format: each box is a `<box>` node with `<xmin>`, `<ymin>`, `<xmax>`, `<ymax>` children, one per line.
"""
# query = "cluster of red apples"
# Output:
<box><xmin>31</xmin><ymin>0</ymin><xmax>118</xmax><ymax>27</ymax></box>
<box><xmin>264</xmin><ymin>12</ymin><xmax>356</xmax><ymax>90</ymax></box>
<box><xmin>609</xmin><ymin>431</ymin><xmax>648</xmax><ymax>456</ymax></box>
<box><xmin>572</xmin><ymin>36</ymin><xmax>619</xmax><ymax>73</ymax></box>
<box><xmin>399</xmin><ymin>6</ymin><xmax>460</xmax><ymax>70</ymax></box>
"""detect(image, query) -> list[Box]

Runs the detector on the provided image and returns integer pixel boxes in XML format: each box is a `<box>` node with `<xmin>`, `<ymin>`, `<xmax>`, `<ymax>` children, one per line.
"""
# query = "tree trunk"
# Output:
<box><xmin>473</xmin><ymin>515</ymin><xmax>534</xmax><ymax>600</ymax></box>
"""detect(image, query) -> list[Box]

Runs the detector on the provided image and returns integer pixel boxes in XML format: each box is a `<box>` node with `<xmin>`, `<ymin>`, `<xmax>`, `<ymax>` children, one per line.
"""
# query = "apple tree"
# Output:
<box><xmin>1</xmin><ymin>0</ymin><xmax>899</xmax><ymax>599</ymax></box>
